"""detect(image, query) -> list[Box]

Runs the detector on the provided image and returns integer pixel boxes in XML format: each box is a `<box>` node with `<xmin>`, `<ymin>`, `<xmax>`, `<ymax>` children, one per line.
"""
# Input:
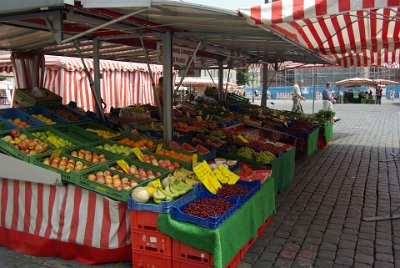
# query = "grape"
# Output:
<box><xmin>237</xmin><ymin>147</ymin><xmax>255</xmax><ymax>159</ymax></box>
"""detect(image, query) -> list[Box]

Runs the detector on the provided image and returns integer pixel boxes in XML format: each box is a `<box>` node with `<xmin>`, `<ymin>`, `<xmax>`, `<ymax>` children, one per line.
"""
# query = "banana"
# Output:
<box><xmin>170</xmin><ymin>183</ymin><xmax>189</xmax><ymax>196</ymax></box>
<box><xmin>161</xmin><ymin>186</ymin><xmax>178</xmax><ymax>199</ymax></box>
<box><xmin>153</xmin><ymin>189</ymin><xmax>166</xmax><ymax>201</ymax></box>
<box><xmin>173</xmin><ymin>180</ymin><xmax>193</xmax><ymax>192</ymax></box>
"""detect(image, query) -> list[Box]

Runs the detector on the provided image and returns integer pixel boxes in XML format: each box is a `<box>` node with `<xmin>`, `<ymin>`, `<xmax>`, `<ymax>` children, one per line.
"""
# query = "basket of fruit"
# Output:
<box><xmin>155</xmin><ymin>147</ymin><xmax>201</xmax><ymax>169</ymax></box>
<box><xmin>0</xmin><ymin>117</ymin><xmax>20</xmax><ymax>130</ymax></box>
<box><xmin>63</xmin><ymin>145</ymin><xmax>118</xmax><ymax>164</ymax></box>
<box><xmin>141</xmin><ymin>153</ymin><xmax>184</xmax><ymax>171</ymax></box>
<box><xmin>0</xmin><ymin>108</ymin><xmax>45</xmax><ymax>128</ymax></box>
<box><xmin>128</xmin><ymin>168</ymin><xmax>200</xmax><ymax>213</ymax></box>
<box><xmin>213</xmin><ymin>180</ymin><xmax>260</xmax><ymax>207</ymax></box>
<box><xmin>25</xmin><ymin>126</ymin><xmax>82</xmax><ymax>149</ymax></box>
<box><xmin>109</xmin><ymin>158</ymin><xmax>167</xmax><ymax>181</ymax></box>
<box><xmin>20</xmin><ymin>106</ymin><xmax>69</xmax><ymax>125</ymax></box>
<box><xmin>76</xmin><ymin>165</ymin><xmax>148</xmax><ymax>202</ymax></box>
<box><xmin>116</xmin><ymin>136</ymin><xmax>155</xmax><ymax>150</ymax></box>
<box><xmin>76</xmin><ymin>122</ymin><xmax>122</xmax><ymax>140</ymax></box>
<box><xmin>0</xmin><ymin>129</ymin><xmax>53</xmax><ymax>162</ymax></box>
<box><xmin>46</xmin><ymin>104</ymin><xmax>90</xmax><ymax>122</ymax></box>
<box><xmin>93</xmin><ymin>140</ymin><xmax>134</xmax><ymax>157</ymax></box>
<box><xmin>52</xmin><ymin>124</ymin><xmax>104</xmax><ymax>144</ymax></box>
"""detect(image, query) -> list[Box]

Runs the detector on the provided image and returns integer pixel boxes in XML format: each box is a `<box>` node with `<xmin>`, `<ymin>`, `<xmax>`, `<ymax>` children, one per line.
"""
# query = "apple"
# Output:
<box><xmin>52</xmin><ymin>157</ymin><xmax>60</xmax><ymax>163</ymax></box>
<box><xmin>148</xmin><ymin>175</ymin><xmax>155</xmax><ymax>179</ymax></box>
<box><xmin>10</xmin><ymin>130</ymin><xmax>20</xmax><ymax>138</ymax></box>
<box><xmin>128</xmin><ymin>166</ymin><xmax>137</xmax><ymax>175</ymax></box>
<box><xmin>113</xmin><ymin>179</ymin><xmax>122</xmax><ymax>188</ymax></box>
<box><xmin>104</xmin><ymin>171</ymin><xmax>112</xmax><ymax>176</ymax></box>
<box><xmin>83</xmin><ymin>164</ymin><xmax>90</xmax><ymax>169</ymax></box>
<box><xmin>51</xmin><ymin>162</ymin><xmax>59</xmax><ymax>168</ymax></box>
<box><xmin>100</xmin><ymin>158</ymin><xmax>107</xmax><ymax>163</ymax></box>
<box><xmin>18</xmin><ymin>141</ymin><xmax>28</xmax><ymax>151</ymax></box>
<box><xmin>28</xmin><ymin>141</ymin><xmax>38</xmax><ymax>150</ymax></box>
<box><xmin>71</xmin><ymin>151</ymin><xmax>78</xmax><ymax>157</ymax></box>
<box><xmin>130</xmin><ymin>181</ymin><xmax>138</xmax><ymax>187</ymax></box>
<box><xmin>43</xmin><ymin>157</ymin><xmax>50</xmax><ymax>165</ymax></box>
<box><xmin>105</xmin><ymin>176</ymin><xmax>113</xmax><ymax>185</ymax></box>
<box><xmin>88</xmin><ymin>174</ymin><xmax>96</xmax><ymax>181</ymax></box>
<box><xmin>96</xmin><ymin>171</ymin><xmax>104</xmax><ymax>176</ymax></box>
<box><xmin>121</xmin><ymin>178</ymin><xmax>129</xmax><ymax>184</ymax></box>
<box><xmin>97</xmin><ymin>177</ymin><xmax>105</xmax><ymax>184</ymax></box>
<box><xmin>112</xmin><ymin>174</ymin><xmax>120</xmax><ymax>181</ymax></box>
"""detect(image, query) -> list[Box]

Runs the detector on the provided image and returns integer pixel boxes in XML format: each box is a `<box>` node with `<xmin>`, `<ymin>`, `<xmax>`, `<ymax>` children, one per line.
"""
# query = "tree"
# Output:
<box><xmin>236</xmin><ymin>69</ymin><xmax>251</xmax><ymax>86</ymax></box>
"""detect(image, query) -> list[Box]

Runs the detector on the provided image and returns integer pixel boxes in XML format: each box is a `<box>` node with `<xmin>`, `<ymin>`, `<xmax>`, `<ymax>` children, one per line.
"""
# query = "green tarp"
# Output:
<box><xmin>157</xmin><ymin>176</ymin><xmax>276</xmax><ymax>268</ymax></box>
<box><xmin>323</xmin><ymin>122</ymin><xmax>333</xmax><ymax>143</ymax></box>
<box><xmin>270</xmin><ymin>147</ymin><xmax>296</xmax><ymax>194</ymax></box>
<box><xmin>306</xmin><ymin>128</ymin><xmax>319</xmax><ymax>157</ymax></box>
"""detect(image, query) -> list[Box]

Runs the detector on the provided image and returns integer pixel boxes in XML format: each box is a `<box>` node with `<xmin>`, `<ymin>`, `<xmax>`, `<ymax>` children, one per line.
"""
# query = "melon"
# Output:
<box><xmin>169</xmin><ymin>141</ymin><xmax>181</xmax><ymax>150</ymax></box>
<box><xmin>196</xmin><ymin>145</ymin><xmax>210</xmax><ymax>155</ymax></box>
<box><xmin>182</xmin><ymin>143</ymin><xmax>197</xmax><ymax>153</ymax></box>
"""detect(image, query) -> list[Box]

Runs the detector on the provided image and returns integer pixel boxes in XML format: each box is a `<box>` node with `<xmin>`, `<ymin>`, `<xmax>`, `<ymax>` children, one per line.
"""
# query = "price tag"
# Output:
<box><xmin>196</xmin><ymin>116</ymin><xmax>202</xmax><ymax>122</ymax></box>
<box><xmin>116</xmin><ymin>159</ymin><xmax>130</xmax><ymax>173</ymax></box>
<box><xmin>237</xmin><ymin>135</ymin><xmax>249</xmax><ymax>143</ymax></box>
<box><xmin>279</xmin><ymin>115</ymin><xmax>286</xmax><ymax>121</ymax></box>
<box><xmin>193</xmin><ymin>161</ymin><xmax>221</xmax><ymax>194</ymax></box>
<box><xmin>152</xmin><ymin>179</ymin><xmax>162</xmax><ymax>189</ymax></box>
<box><xmin>132</xmin><ymin>147</ymin><xmax>144</xmax><ymax>162</ymax></box>
<box><xmin>214</xmin><ymin>165</ymin><xmax>240</xmax><ymax>185</ymax></box>
<box><xmin>156</xmin><ymin>144</ymin><xmax>163</xmax><ymax>154</ymax></box>
<box><xmin>192</xmin><ymin>153</ymin><xmax>198</xmax><ymax>168</ymax></box>
<box><xmin>186</xmin><ymin>112</ymin><xmax>190</xmax><ymax>118</ymax></box>
<box><xmin>50</xmin><ymin>149</ymin><xmax>62</xmax><ymax>160</ymax></box>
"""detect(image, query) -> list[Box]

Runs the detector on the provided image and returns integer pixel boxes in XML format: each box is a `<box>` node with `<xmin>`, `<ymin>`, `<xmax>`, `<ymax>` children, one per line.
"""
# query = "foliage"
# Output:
<box><xmin>236</xmin><ymin>69</ymin><xmax>251</xmax><ymax>86</ymax></box>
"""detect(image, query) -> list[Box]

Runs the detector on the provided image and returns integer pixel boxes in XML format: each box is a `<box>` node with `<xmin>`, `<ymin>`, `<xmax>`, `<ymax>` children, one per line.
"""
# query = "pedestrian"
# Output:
<box><xmin>291</xmin><ymin>80</ymin><xmax>305</xmax><ymax>113</ymax></box>
<box><xmin>376</xmin><ymin>86</ymin><xmax>382</xmax><ymax>105</ymax></box>
<box><xmin>156</xmin><ymin>76</ymin><xmax>164</xmax><ymax>108</ymax></box>
<box><xmin>390</xmin><ymin>90</ymin><xmax>395</xmax><ymax>101</ymax></box>
<box><xmin>322</xmin><ymin>82</ymin><xmax>340</xmax><ymax>121</ymax></box>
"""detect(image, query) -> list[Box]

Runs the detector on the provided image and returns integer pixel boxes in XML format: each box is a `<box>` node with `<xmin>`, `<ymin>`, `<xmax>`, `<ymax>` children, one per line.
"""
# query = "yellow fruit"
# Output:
<box><xmin>144</xmin><ymin>186</ymin><xmax>155</xmax><ymax>197</ymax></box>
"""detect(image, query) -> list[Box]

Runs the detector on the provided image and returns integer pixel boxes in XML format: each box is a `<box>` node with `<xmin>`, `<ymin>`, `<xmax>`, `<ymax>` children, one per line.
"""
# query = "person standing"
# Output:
<box><xmin>376</xmin><ymin>86</ymin><xmax>382</xmax><ymax>105</ymax></box>
<box><xmin>322</xmin><ymin>82</ymin><xmax>334</xmax><ymax>111</ymax></box>
<box><xmin>291</xmin><ymin>80</ymin><xmax>305</xmax><ymax>113</ymax></box>
<box><xmin>390</xmin><ymin>89</ymin><xmax>395</xmax><ymax>101</ymax></box>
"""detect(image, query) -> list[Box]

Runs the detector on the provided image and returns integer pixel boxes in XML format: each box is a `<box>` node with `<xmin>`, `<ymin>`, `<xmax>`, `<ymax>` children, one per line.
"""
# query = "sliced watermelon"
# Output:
<box><xmin>196</xmin><ymin>144</ymin><xmax>210</xmax><ymax>155</ymax></box>
<box><xmin>169</xmin><ymin>141</ymin><xmax>181</xmax><ymax>150</ymax></box>
<box><xmin>182</xmin><ymin>143</ymin><xmax>197</xmax><ymax>152</ymax></box>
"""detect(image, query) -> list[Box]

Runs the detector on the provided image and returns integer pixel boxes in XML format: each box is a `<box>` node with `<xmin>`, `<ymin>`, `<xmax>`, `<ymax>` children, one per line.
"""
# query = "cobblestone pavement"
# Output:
<box><xmin>1</xmin><ymin>100</ymin><xmax>400</xmax><ymax>267</ymax></box>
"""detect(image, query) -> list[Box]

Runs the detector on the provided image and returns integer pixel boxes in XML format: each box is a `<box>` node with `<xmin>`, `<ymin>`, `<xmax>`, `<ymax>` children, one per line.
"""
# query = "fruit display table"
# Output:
<box><xmin>270</xmin><ymin>147</ymin><xmax>296</xmax><ymax>194</ymax></box>
<box><xmin>157</xmin><ymin>176</ymin><xmax>275</xmax><ymax>268</ymax></box>
<box><xmin>0</xmin><ymin>178</ymin><xmax>131</xmax><ymax>265</ymax></box>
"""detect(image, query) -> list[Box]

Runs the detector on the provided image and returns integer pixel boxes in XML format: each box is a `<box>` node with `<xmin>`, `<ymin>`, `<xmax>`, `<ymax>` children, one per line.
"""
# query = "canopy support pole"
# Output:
<box><xmin>175</xmin><ymin>41</ymin><xmax>202</xmax><ymax>91</ymax></box>
<box><xmin>261</xmin><ymin>64</ymin><xmax>268</xmax><ymax>109</ymax></box>
<box><xmin>93</xmin><ymin>38</ymin><xmax>104</xmax><ymax>119</ymax></box>
<box><xmin>162</xmin><ymin>32</ymin><xmax>173</xmax><ymax>142</ymax></box>
<box><xmin>75</xmin><ymin>39</ymin><xmax>105</xmax><ymax>121</ymax></box>
<box><xmin>312</xmin><ymin>66</ymin><xmax>316</xmax><ymax>114</ymax></box>
<box><xmin>218</xmin><ymin>58</ymin><xmax>223</xmax><ymax>100</ymax></box>
<box><xmin>138</xmin><ymin>32</ymin><xmax>163</xmax><ymax>121</ymax></box>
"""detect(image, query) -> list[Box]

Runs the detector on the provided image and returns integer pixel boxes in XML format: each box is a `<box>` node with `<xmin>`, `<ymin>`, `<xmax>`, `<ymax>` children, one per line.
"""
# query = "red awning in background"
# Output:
<box><xmin>239</xmin><ymin>0</ymin><xmax>400</xmax><ymax>67</ymax></box>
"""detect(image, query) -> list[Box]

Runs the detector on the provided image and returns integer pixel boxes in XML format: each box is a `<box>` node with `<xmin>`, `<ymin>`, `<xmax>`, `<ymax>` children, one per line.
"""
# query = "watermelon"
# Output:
<box><xmin>182</xmin><ymin>143</ymin><xmax>197</xmax><ymax>152</ymax></box>
<box><xmin>196</xmin><ymin>145</ymin><xmax>210</xmax><ymax>155</ymax></box>
<box><xmin>169</xmin><ymin>141</ymin><xmax>181</xmax><ymax>150</ymax></box>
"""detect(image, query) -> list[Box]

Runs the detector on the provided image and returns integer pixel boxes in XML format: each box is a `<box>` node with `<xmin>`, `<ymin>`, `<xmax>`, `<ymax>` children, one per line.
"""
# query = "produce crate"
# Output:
<box><xmin>109</xmin><ymin>158</ymin><xmax>168</xmax><ymax>181</ymax></box>
<box><xmin>20</xmin><ymin>106</ymin><xmax>69</xmax><ymax>125</ymax></box>
<box><xmin>46</xmin><ymin>104</ymin><xmax>90</xmax><ymax>122</ymax></box>
<box><xmin>75</xmin><ymin>121</ymin><xmax>122</xmax><ymax>140</ymax></box>
<box><xmin>155</xmin><ymin>146</ymin><xmax>201</xmax><ymax>170</ymax></box>
<box><xmin>115</xmin><ymin>135</ymin><xmax>156</xmax><ymax>150</ymax></box>
<box><xmin>0</xmin><ymin>117</ymin><xmax>19</xmax><ymax>130</ymax></box>
<box><xmin>130</xmin><ymin>210</ymin><xmax>160</xmax><ymax>232</ymax></box>
<box><xmin>141</xmin><ymin>152</ymin><xmax>189</xmax><ymax>172</ymax></box>
<box><xmin>132</xmin><ymin>230</ymin><xmax>172</xmax><ymax>256</ymax></box>
<box><xmin>127</xmin><ymin>184</ymin><xmax>200</xmax><ymax>214</ymax></box>
<box><xmin>216</xmin><ymin>150</ymin><xmax>272</xmax><ymax>169</ymax></box>
<box><xmin>172</xmin><ymin>240</ymin><xmax>213</xmax><ymax>267</ymax></box>
<box><xmin>0</xmin><ymin>108</ymin><xmax>45</xmax><ymax>128</ymax></box>
<box><xmin>31</xmin><ymin>152</ymin><xmax>94</xmax><ymax>184</ymax></box>
<box><xmin>25</xmin><ymin>126</ymin><xmax>82</xmax><ymax>149</ymax></box>
<box><xmin>14</xmin><ymin>88</ymin><xmax>62</xmax><ymax>107</ymax></box>
<box><xmin>171</xmin><ymin>191</ymin><xmax>239</xmax><ymax>230</ymax></box>
<box><xmin>52</xmin><ymin>124</ymin><xmax>104</xmax><ymax>144</ymax></box>
<box><xmin>63</xmin><ymin>144</ymin><xmax>118</xmax><ymax>164</ymax></box>
<box><xmin>91</xmin><ymin>140</ymin><xmax>134</xmax><ymax>157</ymax></box>
<box><xmin>75</xmin><ymin>165</ymin><xmax>146</xmax><ymax>202</ymax></box>
<box><xmin>0</xmin><ymin>129</ymin><xmax>54</xmax><ymax>163</ymax></box>
<box><xmin>132</xmin><ymin>251</ymin><xmax>171</xmax><ymax>268</ymax></box>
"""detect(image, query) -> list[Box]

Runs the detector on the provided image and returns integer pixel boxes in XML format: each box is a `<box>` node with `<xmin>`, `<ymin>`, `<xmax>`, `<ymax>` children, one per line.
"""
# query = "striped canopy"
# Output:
<box><xmin>239</xmin><ymin>0</ymin><xmax>400</xmax><ymax>67</ymax></box>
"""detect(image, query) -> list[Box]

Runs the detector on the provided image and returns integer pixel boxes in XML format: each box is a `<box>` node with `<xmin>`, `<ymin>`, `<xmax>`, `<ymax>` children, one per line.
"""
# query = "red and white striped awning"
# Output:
<box><xmin>239</xmin><ymin>0</ymin><xmax>400</xmax><ymax>67</ymax></box>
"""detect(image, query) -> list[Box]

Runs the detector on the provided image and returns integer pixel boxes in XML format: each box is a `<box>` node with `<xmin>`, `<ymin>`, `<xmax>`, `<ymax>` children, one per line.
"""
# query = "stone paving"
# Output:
<box><xmin>1</xmin><ymin>100</ymin><xmax>400</xmax><ymax>267</ymax></box>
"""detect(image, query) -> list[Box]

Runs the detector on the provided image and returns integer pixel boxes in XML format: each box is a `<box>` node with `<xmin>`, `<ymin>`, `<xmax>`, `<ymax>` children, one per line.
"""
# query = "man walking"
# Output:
<box><xmin>292</xmin><ymin>80</ymin><xmax>305</xmax><ymax>113</ymax></box>
<box><xmin>376</xmin><ymin>86</ymin><xmax>382</xmax><ymax>105</ymax></box>
<box><xmin>322</xmin><ymin>82</ymin><xmax>340</xmax><ymax>121</ymax></box>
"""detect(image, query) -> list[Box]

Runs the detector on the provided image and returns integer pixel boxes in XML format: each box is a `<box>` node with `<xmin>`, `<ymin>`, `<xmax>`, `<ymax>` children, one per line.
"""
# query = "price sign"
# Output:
<box><xmin>192</xmin><ymin>153</ymin><xmax>198</xmax><ymax>168</ymax></box>
<box><xmin>193</xmin><ymin>161</ymin><xmax>221</xmax><ymax>194</ymax></box>
<box><xmin>116</xmin><ymin>159</ymin><xmax>130</xmax><ymax>173</ymax></box>
<box><xmin>237</xmin><ymin>135</ymin><xmax>249</xmax><ymax>143</ymax></box>
<box><xmin>133</xmin><ymin>148</ymin><xmax>144</xmax><ymax>162</ymax></box>
<box><xmin>279</xmin><ymin>115</ymin><xmax>286</xmax><ymax>121</ymax></box>
<box><xmin>152</xmin><ymin>179</ymin><xmax>162</xmax><ymax>189</ymax></box>
<box><xmin>196</xmin><ymin>116</ymin><xmax>202</xmax><ymax>122</ymax></box>
<box><xmin>50</xmin><ymin>149</ymin><xmax>62</xmax><ymax>160</ymax></box>
<box><xmin>156</xmin><ymin>144</ymin><xmax>163</xmax><ymax>154</ymax></box>
<box><xmin>214</xmin><ymin>165</ymin><xmax>240</xmax><ymax>185</ymax></box>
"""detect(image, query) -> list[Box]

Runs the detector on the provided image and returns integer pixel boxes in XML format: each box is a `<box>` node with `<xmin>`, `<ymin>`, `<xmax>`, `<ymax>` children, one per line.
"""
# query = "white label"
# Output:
<box><xmin>150</xmin><ymin>237</ymin><xmax>157</xmax><ymax>243</ymax></box>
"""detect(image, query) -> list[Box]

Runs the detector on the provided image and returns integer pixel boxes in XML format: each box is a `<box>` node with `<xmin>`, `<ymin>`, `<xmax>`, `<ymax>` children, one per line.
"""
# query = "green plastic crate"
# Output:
<box><xmin>92</xmin><ymin>140</ymin><xmax>135</xmax><ymax>157</ymax></box>
<box><xmin>31</xmin><ymin>151</ymin><xmax>94</xmax><ymax>184</ymax></box>
<box><xmin>108</xmin><ymin>157</ymin><xmax>168</xmax><ymax>181</ymax></box>
<box><xmin>142</xmin><ymin>151</ymin><xmax>193</xmax><ymax>171</ymax></box>
<box><xmin>75</xmin><ymin>122</ymin><xmax>122</xmax><ymax>140</ymax></box>
<box><xmin>152</xmin><ymin>146</ymin><xmax>202</xmax><ymax>169</ymax></box>
<box><xmin>52</xmin><ymin>124</ymin><xmax>104</xmax><ymax>144</ymax></box>
<box><xmin>25</xmin><ymin>126</ymin><xmax>82</xmax><ymax>149</ymax></box>
<box><xmin>63</xmin><ymin>144</ymin><xmax>118</xmax><ymax>164</ymax></box>
<box><xmin>76</xmin><ymin>165</ymin><xmax>147</xmax><ymax>202</ymax></box>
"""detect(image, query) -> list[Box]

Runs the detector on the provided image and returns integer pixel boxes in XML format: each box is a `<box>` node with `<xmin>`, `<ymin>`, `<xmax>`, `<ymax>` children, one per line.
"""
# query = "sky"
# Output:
<box><xmin>182</xmin><ymin>0</ymin><xmax>263</xmax><ymax>10</ymax></box>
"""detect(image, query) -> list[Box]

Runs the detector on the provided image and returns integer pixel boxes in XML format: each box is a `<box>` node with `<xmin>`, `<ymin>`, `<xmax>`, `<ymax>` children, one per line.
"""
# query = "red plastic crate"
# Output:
<box><xmin>132</xmin><ymin>250</ymin><xmax>172</xmax><ymax>268</ymax></box>
<box><xmin>132</xmin><ymin>230</ymin><xmax>172</xmax><ymax>256</ymax></box>
<box><xmin>172</xmin><ymin>258</ymin><xmax>212</xmax><ymax>268</ymax></box>
<box><xmin>172</xmin><ymin>240</ymin><xmax>213</xmax><ymax>266</ymax></box>
<box><xmin>240</xmin><ymin>238</ymin><xmax>256</xmax><ymax>258</ymax></box>
<box><xmin>225</xmin><ymin>249</ymin><xmax>242</xmax><ymax>268</ymax></box>
<box><xmin>130</xmin><ymin>210</ymin><xmax>159</xmax><ymax>232</ymax></box>
<box><xmin>257</xmin><ymin>216</ymin><xmax>273</xmax><ymax>236</ymax></box>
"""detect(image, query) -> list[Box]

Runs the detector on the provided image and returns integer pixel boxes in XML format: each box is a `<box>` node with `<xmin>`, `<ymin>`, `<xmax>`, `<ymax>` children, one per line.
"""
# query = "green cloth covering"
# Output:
<box><xmin>306</xmin><ymin>128</ymin><xmax>319</xmax><ymax>157</ymax></box>
<box><xmin>157</xmin><ymin>176</ymin><xmax>276</xmax><ymax>268</ymax></box>
<box><xmin>323</xmin><ymin>122</ymin><xmax>333</xmax><ymax>143</ymax></box>
<box><xmin>270</xmin><ymin>147</ymin><xmax>296</xmax><ymax>194</ymax></box>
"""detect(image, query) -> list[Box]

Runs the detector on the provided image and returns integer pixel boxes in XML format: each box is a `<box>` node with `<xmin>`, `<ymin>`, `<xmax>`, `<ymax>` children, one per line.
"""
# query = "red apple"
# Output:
<box><xmin>88</xmin><ymin>174</ymin><xmax>96</xmax><ymax>181</ymax></box>
<box><xmin>18</xmin><ymin>141</ymin><xmax>28</xmax><ymax>151</ymax></box>
<box><xmin>10</xmin><ymin>130</ymin><xmax>20</xmax><ymax>138</ymax></box>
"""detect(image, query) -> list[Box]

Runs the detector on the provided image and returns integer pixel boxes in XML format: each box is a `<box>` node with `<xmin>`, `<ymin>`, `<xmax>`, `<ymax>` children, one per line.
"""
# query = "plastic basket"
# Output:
<box><xmin>171</xmin><ymin>191</ymin><xmax>239</xmax><ymax>230</ymax></box>
<box><xmin>52</xmin><ymin>124</ymin><xmax>104</xmax><ymax>144</ymax></box>
<box><xmin>63</xmin><ymin>144</ymin><xmax>118</xmax><ymax>164</ymax></box>
<box><xmin>25</xmin><ymin>126</ymin><xmax>82</xmax><ymax>149</ymax></box>
<box><xmin>31</xmin><ymin>152</ymin><xmax>94</xmax><ymax>184</ymax></box>
<box><xmin>132</xmin><ymin>251</ymin><xmax>172</xmax><ymax>268</ymax></box>
<box><xmin>0</xmin><ymin>117</ymin><xmax>19</xmax><ymax>130</ymax></box>
<box><xmin>0</xmin><ymin>108</ymin><xmax>45</xmax><ymax>128</ymax></box>
<box><xmin>91</xmin><ymin>140</ymin><xmax>134</xmax><ymax>157</ymax></box>
<box><xmin>130</xmin><ymin>210</ymin><xmax>159</xmax><ymax>232</ymax></box>
<box><xmin>20</xmin><ymin>106</ymin><xmax>69</xmax><ymax>125</ymax></box>
<box><xmin>75</xmin><ymin>121</ymin><xmax>122</xmax><ymax>140</ymax></box>
<box><xmin>75</xmin><ymin>165</ymin><xmax>147</xmax><ymax>202</ymax></box>
<box><xmin>172</xmin><ymin>240</ymin><xmax>213</xmax><ymax>267</ymax></box>
<box><xmin>132</xmin><ymin>230</ymin><xmax>172</xmax><ymax>256</ymax></box>
<box><xmin>127</xmin><ymin>184</ymin><xmax>200</xmax><ymax>214</ymax></box>
<box><xmin>46</xmin><ymin>104</ymin><xmax>90</xmax><ymax>122</ymax></box>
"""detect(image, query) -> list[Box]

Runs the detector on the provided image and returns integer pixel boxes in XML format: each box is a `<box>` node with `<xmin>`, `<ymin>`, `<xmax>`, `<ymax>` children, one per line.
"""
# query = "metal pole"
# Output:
<box><xmin>251</xmin><ymin>69</ymin><xmax>255</xmax><ymax>103</ymax></box>
<box><xmin>138</xmin><ymin>32</ymin><xmax>162</xmax><ymax>120</ymax></box>
<box><xmin>312</xmin><ymin>67</ymin><xmax>316</xmax><ymax>114</ymax></box>
<box><xmin>261</xmin><ymin>64</ymin><xmax>268</xmax><ymax>109</ymax></box>
<box><xmin>61</xmin><ymin>9</ymin><xmax>148</xmax><ymax>44</ymax></box>
<box><xmin>162</xmin><ymin>32</ymin><xmax>173</xmax><ymax>142</ymax></box>
<box><xmin>175</xmin><ymin>41</ymin><xmax>202</xmax><ymax>91</ymax></box>
<box><xmin>93</xmin><ymin>38</ymin><xmax>104</xmax><ymax>119</ymax></box>
<box><xmin>218</xmin><ymin>58</ymin><xmax>224</xmax><ymax>100</ymax></box>
<box><xmin>206</xmin><ymin>69</ymin><xmax>217</xmax><ymax>88</ymax></box>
